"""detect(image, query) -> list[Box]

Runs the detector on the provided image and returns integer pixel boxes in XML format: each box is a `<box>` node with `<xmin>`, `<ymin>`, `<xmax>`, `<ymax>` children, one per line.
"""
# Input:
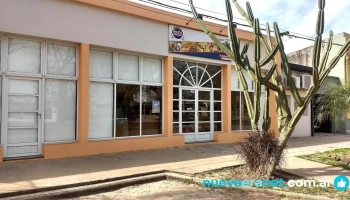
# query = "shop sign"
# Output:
<box><xmin>169</xmin><ymin>25</ymin><xmax>231</xmax><ymax>62</ymax></box>
<box><xmin>152</xmin><ymin>100</ymin><xmax>160</xmax><ymax>113</ymax></box>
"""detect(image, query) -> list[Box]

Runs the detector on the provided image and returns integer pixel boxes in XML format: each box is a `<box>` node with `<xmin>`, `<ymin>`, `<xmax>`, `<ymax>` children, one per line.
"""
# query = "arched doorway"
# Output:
<box><xmin>173</xmin><ymin>60</ymin><xmax>222</xmax><ymax>143</ymax></box>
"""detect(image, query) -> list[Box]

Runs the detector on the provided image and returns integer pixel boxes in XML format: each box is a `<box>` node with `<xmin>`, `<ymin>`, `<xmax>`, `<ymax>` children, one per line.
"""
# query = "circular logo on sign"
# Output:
<box><xmin>172</xmin><ymin>27</ymin><xmax>184</xmax><ymax>40</ymax></box>
<box><xmin>334</xmin><ymin>175</ymin><xmax>349</xmax><ymax>191</ymax></box>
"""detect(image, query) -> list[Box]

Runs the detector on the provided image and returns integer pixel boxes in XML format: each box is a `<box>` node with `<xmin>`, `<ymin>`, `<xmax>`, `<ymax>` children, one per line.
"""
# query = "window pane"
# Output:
<box><xmin>198</xmin><ymin>123</ymin><xmax>210</xmax><ymax>132</ymax></box>
<box><xmin>207</xmin><ymin>65</ymin><xmax>221</xmax><ymax>77</ymax></box>
<box><xmin>116</xmin><ymin>84</ymin><xmax>140</xmax><ymax>137</ymax></box>
<box><xmin>90</xmin><ymin>49</ymin><xmax>113</xmax><ymax>79</ymax></box>
<box><xmin>8</xmin><ymin>38</ymin><xmax>41</xmax><ymax>74</ymax></box>
<box><xmin>9</xmin><ymin>79</ymin><xmax>39</xmax><ymax>95</ymax></box>
<box><xmin>143</xmin><ymin>57</ymin><xmax>162</xmax><ymax>83</ymax></box>
<box><xmin>173</xmin><ymin>112</ymin><xmax>179</xmax><ymax>122</ymax></box>
<box><xmin>182</xmin><ymin>89</ymin><xmax>195</xmax><ymax>100</ymax></box>
<box><xmin>189</xmin><ymin>67</ymin><xmax>197</xmax><ymax>85</ymax></box>
<box><xmin>89</xmin><ymin>82</ymin><xmax>113</xmax><ymax>139</ymax></box>
<box><xmin>173</xmin><ymin>123</ymin><xmax>179</xmax><ymax>134</ymax></box>
<box><xmin>182</xmin><ymin>101</ymin><xmax>194</xmax><ymax>111</ymax></box>
<box><xmin>212</xmin><ymin>72</ymin><xmax>222</xmax><ymax>88</ymax></box>
<box><xmin>231</xmin><ymin>91</ymin><xmax>240</xmax><ymax>131</ymax></box>
<box><xmin>242</xmin><ymin>92</ymin><xmax>254</xmax><ymax>130</ymax></box>
<box><xmin>199</xmin><ymin>102</ymin><xmax>210</xmax><ymax>111</ymax></box>
<box><xmin>173</xmin><ymin>100</ymin><xmax>179</xmax><ymax>111</ymax></box>
<box><xmin>9</xmin><ymin>96</ymin><xmax>38</xmax><ymax>112</ymax></box>
<box><xmin>214</xmin><ymin>90</ymin><xmax>221</xmax><ymax>101</ymax></box>
<box><xmin>47</xmin><ymin>44</ymin><xmax>76</xmax><ymax>76</ymax></box>
<box><xmin>8</xmin><ymin>128</ymin><xmax>38</xmax><ymax>144</ymax></box>
<box><xmin>198</xmin><ymin>112</ymin><xmax>210</xmax><ymax>121</ymax></box>
<box><xmin>182</xmin><ymin>112</ymin><xmax>195</xmax><ymax>122</ymax></box>
<box><xmin>214</xmin><ymin>102</ymin><xmax>221</xmax><ymax>111</ymax></box>
<box><xmin>198</xmin><ymin>91</ymin><xmax>210</xmax><ymax>100</ymax></box>
<box><xmin>44</xmin><ymin>79</ymin><xmax>76</xmax><ymax>142</ymax></box>
<box><xmin>214</xmin><ymin>112</ymin><xmax>222</xmax><ymax>121</ymax></box>
<box><xmin>214</xmin><ymin>122</ymin><xmax>222</xmax><ymax>132</ymax></box>
<box><xmin>141</xmin><ymin>86</ymin><xmax>162</xmax><ymax>136</ymax></box>
<box><xmin>200</xmin><ymin>72</ymin><xmax>211</xmax><ymax>87</ymax></box>
<box><xmin>173</xmin><ymin>68</ymin><xmax>181</xmax><ymax>85</ymax></box>
<box><xmin>173</xmin><ymin>87</ymin><xmax>179</xmax><ymax>99</ymax></box>
<box><xmin>173</xmin><ymin>60</ymin><xmax>188</xmax><ymax>74</ymax></box>
<box><xmin>182</xmin><ymin>123</ymin><xmax>195</xmax><ymax>133</ymax></box>
<box><xmin>8</xmin><ymin>113</ymin><xmax>37</xmax><ymax>127</ymax></box>
<box><xmin>118</xmin><ymin>54</ymin><xmax>139</xmax><ymax>81</ymax></box>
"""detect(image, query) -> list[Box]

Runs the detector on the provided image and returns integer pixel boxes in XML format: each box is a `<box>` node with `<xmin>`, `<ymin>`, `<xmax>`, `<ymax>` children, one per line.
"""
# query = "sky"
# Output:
<box><xmin>130</xmin><ymin>0</ymin><xmax>350</xmax><ymax>53</ymax></box>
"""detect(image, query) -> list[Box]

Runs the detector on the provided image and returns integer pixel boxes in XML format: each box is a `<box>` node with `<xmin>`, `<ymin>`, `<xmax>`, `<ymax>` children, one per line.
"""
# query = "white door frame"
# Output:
<box><xmin>2</xmin><ymin>76</ymin><xmax>42</xmax><ymax>158</ymax></box>
<box><xmin>180</xmin><ymin>87</ymin><xmax>213</xmax><ymax>143</ymax></box>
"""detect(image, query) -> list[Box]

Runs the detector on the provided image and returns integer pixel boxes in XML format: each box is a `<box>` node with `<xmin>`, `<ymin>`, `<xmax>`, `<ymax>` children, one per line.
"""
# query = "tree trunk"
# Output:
<box><xmin>266</xmin><ymin>127</ymin><xmax>293</xmax><ymax>177</ymax></box>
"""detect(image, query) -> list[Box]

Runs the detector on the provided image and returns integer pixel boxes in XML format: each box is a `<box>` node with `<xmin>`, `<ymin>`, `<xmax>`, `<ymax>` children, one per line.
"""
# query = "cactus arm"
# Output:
<box><xmin>188</xmin><ymin>0</ymin><xmax>236</xmax><ymax>61</ymax></box>
<box><xmin>266</xmin><ymin>22</ymin><xmax>273</xmax><ymax>50</ymax></box>
<box><xmin>319</xmin><ymin>31</ymin><xmax>334</xmax><ymax>75</ymax></box>
<box><xmin>262</xmin><ymin>64</ymin><xmax>277</xmax><ymax>84</ymax></box>
<box><xmin>243</xmin><ymin>54</ymin><xmax>257</xmax><ymax>81</ymax></box>
<box><xmin>232</xmin><ymin>0</ymin><xmax>253</xmax><ymax>27</ymax></box>
<box><xmin>312</xmin><ymin>1</ymin><xmax>325</xmax><ymax>87</ymax></box>
<box><xmin>240</xmin><ymin>42</ymin><xmax>249</xmax><ymax>59</ymax></box>
<box><xmin>273</xmin><ymin>22</ymin><xmax>303</xmax><ymax>107</ymax></box>
<box><xmin>262</xmin><ymin>87</ymin><xmax>271</xmax><ymax>131</ymax></box>
<box><xmin>260</xmin><ymin>45</ymin><xmax>279</xmax><ymax>67</ymax></box>
<box><xmin>225</xmin><ymin>0</ymin><xmax>241</xmax><ymax>62</ymax></box>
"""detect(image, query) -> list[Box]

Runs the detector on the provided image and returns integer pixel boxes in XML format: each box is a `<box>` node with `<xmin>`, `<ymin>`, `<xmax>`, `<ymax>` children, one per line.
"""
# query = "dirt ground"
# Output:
<box><xmin>72</xmin><ymin>180</ymin><xmax>295</xmax><ymax>200</ymax></box>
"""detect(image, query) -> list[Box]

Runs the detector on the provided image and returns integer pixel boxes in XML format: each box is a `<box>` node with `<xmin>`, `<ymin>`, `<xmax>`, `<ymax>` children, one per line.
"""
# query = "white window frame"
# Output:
<box><xmin>89</xmin><ymin>47</ymin><xmax>164</xmax><ymax>141</ymax></box>
<box><xmin>0</xmin><ymin>35</ymin><xmax>79</xmax><ymax>147</ymax></box>
<box><xmin>172</xmin><ymin>60</ymin><xmax>223</xmax><ymax>135</ymax></box>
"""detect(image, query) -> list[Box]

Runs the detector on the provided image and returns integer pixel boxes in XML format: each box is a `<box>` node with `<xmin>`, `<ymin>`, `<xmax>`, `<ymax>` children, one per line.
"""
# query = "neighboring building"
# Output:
<box><xmin>287</xmin><ymin>32</ymin><xmax>350</xmax><ymax>134</ymax></box>
<box><xmin>0</xmin><ymin>0</ymin><xmax>284</xmax><ymax>162</ymax></box>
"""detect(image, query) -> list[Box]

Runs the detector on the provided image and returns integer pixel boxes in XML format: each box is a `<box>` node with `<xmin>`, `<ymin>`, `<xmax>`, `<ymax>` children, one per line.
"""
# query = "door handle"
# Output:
<box><xmin>36</xmin><ymin>113</ymin><xmax>41</xmax><ymax>119</ymax></box>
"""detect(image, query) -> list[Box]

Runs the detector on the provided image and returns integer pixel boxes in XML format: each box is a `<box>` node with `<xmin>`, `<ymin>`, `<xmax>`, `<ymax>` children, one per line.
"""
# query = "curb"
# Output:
<box><xmin>1</xmin><ymin>170</ymin><xmax>166</xmax><ymax>200</ymax></box>
<box><xmin>1</xmin><ymin>171</ymin><xmax>334</xmax><ymax>200</ymax></box>
<box><xmin>165</xmin><ymin>172</ymin><xmax>333</xmax><ymax>200</ymax></box>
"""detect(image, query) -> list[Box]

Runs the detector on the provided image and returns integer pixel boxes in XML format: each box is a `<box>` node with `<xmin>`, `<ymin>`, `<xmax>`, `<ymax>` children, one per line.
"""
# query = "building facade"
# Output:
<box><xmin>0</xmin><ymin>0</ymin><xmax>281</xmax><ymax>162</ymax></box>
<box><xmin>287</xmin><ymin>32</ymin><xmax>350</xmax><ymax>134</ymax></box>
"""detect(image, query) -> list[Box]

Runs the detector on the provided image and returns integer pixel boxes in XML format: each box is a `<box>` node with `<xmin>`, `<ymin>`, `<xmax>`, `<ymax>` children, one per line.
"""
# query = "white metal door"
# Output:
<box><xmin>181</xmin><ymin>88</ymin><xmax>213</xmax><ymax>143</ymax></box>
<box><xmin>3</xmin><ymin>77</ymin><xmax>42</xmax><ymax>158</ymax></box>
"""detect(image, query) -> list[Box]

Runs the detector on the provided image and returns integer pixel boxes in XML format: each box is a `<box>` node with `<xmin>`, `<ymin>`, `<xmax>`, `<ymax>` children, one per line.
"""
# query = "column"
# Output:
<box><xmin>163</xmin><ymin>56</ymin><xmax>174</xmax><ymax>137</ymax></box>
<box><xmin>78</xmin><ymin>43</ymin><xmax>90</xmax><ymax>143</ymax></box>
<box><xmin>222</xmin><ymin>64</ymin><xmax>232</xmax><ymax>133</ymax></box>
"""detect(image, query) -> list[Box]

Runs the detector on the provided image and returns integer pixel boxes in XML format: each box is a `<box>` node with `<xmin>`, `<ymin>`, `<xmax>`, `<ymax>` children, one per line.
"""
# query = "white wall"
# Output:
<box><xmin>287</xmin><ymin>94</ymin><xmax>312</xmax><ymax>137</ymax></box>
<box><xmin>0</xmin><ymin>0</ymin><xmax>169</xmax><ymax>56</ymax></box>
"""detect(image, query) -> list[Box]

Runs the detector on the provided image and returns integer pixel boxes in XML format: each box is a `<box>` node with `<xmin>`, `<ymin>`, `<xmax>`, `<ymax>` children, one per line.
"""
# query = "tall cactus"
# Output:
<box><xmin>189</xmin><ymin>0</ymin><xmax>350</xmax><ymax>177</ymax></box>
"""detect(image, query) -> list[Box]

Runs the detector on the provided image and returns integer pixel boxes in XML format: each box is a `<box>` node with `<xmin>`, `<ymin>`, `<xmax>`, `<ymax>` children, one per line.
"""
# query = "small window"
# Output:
<box><xmin>90</xmin><ymin>49</ymin><xmax>113</xmax><ymax>79</ymax></box>
<box><xmin>143</xmin><ymin>57</ymin><xmax>162</xmax><ymax>83</ymax></box>
<box><xmin>118</xmin><ymin>54</ymin><xmax>139</xmax><ymax>81</ymax></box>
<box><xmin>47</xmin><ymin>43</ymin><xmax>76</xmax><ymax>77</ymax></box>
<box><xmin>8</xmin><ymin>38</ymin><xmax>41</xmax><ymax>74</ymax></box>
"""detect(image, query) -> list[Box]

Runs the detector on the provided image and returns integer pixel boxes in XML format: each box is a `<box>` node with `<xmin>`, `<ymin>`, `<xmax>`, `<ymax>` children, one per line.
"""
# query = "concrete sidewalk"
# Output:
<box><xmin>0</xmin><ymin>134</ymin><xmax>350</xmax><ymax>195</ymax></box>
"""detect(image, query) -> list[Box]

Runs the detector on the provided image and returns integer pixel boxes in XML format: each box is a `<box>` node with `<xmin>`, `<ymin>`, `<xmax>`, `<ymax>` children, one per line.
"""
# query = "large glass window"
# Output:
<box><xmin>231</xmin><ymin>68</ymin><xmax>258</xmax><ymax>131</ymax></box>
<box><xmin>44</xmin><ymin>43</ymin><xmax>77</xmax><ymax>142</ymax></box>
<box><xmin>89</xmin><ymin>49</ymin><xmax>163</xmax><ymax>139</ymax></box>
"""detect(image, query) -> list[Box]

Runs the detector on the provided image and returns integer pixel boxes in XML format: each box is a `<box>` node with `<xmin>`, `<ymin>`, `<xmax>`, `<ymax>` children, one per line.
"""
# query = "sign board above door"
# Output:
<box><xmin>168</xmin><ymin>25</ymin><xmax>231</xmax><ymax>62</ymax></box>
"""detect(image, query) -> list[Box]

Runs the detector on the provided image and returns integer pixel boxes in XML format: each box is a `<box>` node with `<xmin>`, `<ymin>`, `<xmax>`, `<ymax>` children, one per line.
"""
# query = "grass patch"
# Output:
<box><xmin>195</xmin><ymin>166</ymin><xmax>350</xmax><ymax>200</ymax></box>
<box><xmin>298</xmin><ymin>148</ymin><xmax>350</xmax><ymax>170</ymax></box>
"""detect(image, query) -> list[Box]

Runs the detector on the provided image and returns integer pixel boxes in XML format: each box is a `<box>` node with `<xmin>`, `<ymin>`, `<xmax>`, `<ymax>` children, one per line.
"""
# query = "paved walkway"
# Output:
<box><xmin>0</xmin><ymin>134</ymin><xmax>350</xmax><ymax>195</ymax></box>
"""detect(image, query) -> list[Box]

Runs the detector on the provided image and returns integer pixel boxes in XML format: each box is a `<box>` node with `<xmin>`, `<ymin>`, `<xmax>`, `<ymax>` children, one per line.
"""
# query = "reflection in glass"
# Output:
<box><xmin>173</xmin><ymin>60</ymin><xmax>188</xmax><ymax>74</ymax></box>
<box><xmin>182</xmin><ymin>101</ymin><xmax>194</xmax><ymax>111</ymax></box>
<box><xmin>8</xmin><ymin>128</ymin><xmax>38</xmax><ymax>144</ymax></box>
<box><xmin>9</xmin><ymin>79</ymin><xmax>39</xmax><ymax>95</ymax></box>
<box><xmin>173</xmin><ymin>87</ymin><xmax>179</xmax><ymax>99</ymax></box>
<box><xmin>214</xmin><ymin>90</ymin><xmax>222</xmax><ymax>101</ymax></box>
<box><xmin>45</xmin><ymin>79</ymin><xmax>77</xmax><ymax>142</ymax></box>
<box><xmin>9</xmin><ymin>96</ymin><xmax>38</xmax><ymax>112</ymax></box>
<box><xmin>90</xmin><ymin>49</ymin><xmax>113</xmax><ymax>79</ymax></box>
<box><xmin>212</xmin><ymin>72</ymin><xmax>222</xmax><ymax>88</ymax></box>
<box><xmin>182</xmin><ymin>112</ymin><xmax>195</xmax><ymax>122</ymax></box>
<box><xmin>173</xmin><ymin>123</ymin><xmax>179</xmax><ymax>133</ymax></box>
<box><xmin>198</xmin><ymin>91</ymin><xmax>210</xmax><ymax>100</ymax></box>
<box><xmin>8</xmin><ymin>113</ymin><xmax>37</xmax><ymax>127</ymax></box>
<box><xmin>189</xmin><ymin>67</ymin><xmax>197</xmax><ymax>85</ymax></box>
<box><xmin>181</xmin><ymin>71</ymin><xmax>194</xmax><ymax>86</ymax></box>
<box><xmin>141</xmin><ymin>86</ymin><xmax>162</xmax><ymax>136</ymax></box>
<box><xmin>115</xmin><ymin>84</ymin><xmax>141</xmax><ymax>137</ymax></box>
<box><xmin>173</xmin><ymin>112</ymin><xmax>179</xmax><ymax>122</ymax></box>
<box><xmin>143</xmin><ymin>57</ymin><xmax>162</xmax><ymax>83</ymax></box>
<box><xmin>231</xmin><ymin>91</ymin><xmax>240</xmax><ymax>130</ymax></box>
<box><xmin>198</xmin><ymin>112</ymin><xmax>210</xmax><ymax>121</ymax></box>
<box><xmin>198</xmin><ymin>102</ymin><xmax>210</xmax><ymax>111</ymax></box>
<box><xmin>182</xmin><ymin>123</ymin><xmax>195</xmax><ymax>133</ymax></box>
<box><xmin>47</xmin><ymin>43</ymin><xmax>76</xmax><ymax>76</ymax></box>
<box><xmin>173</xmin><ymin>68</ymin><xmax>182</xmax><ymax>86</ymax></box>
<box><xmin>213</xmin><ymin>102</ymin><xmax>221</xmax><ymax>111</ymax></box>
<box><xmin>207</xmin><ymin>65</ymin><xmax>221</xmax><ymax>76</ymax></box>
<box><xmin>173</xmin><ymin>100</ymin><xmax>179</xmax><ymax>111</ymax></box>
<box><xmin>198</xmin><ymin>123</ymin><xmax>210</xmax><ymax>132</ymax></box>
<box><xmin>8</xmin><ymin>38</ymin><xmax>41</xmax><ymax>74</ymax></box>
<box><xmin>214</xmin><ymin>112</ymin><xmax>222</xmax><ymax>121</ymax></box>
<box><xmin>88</xmin><ymin>82</ymin><xmax>113</xmax><ymax>139</ymax></box>
<box><xmin>118</xmin><ymin>54</ymin><xmax>139</xmax><ymax>81</ymax></box>
<box><xmin>200</xmin><ymin>73</ymin><xmax>211</xmax><ymax>88</ymax></box>
<box><xmin>214</xmin><ymin>122</ymin><xmax>222</xmax><ymax>132</ymax></box>
<box><xmin>182</xmin><ymin>90</ymin><xmax>195</xmax><ymax>100</ymax></box>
